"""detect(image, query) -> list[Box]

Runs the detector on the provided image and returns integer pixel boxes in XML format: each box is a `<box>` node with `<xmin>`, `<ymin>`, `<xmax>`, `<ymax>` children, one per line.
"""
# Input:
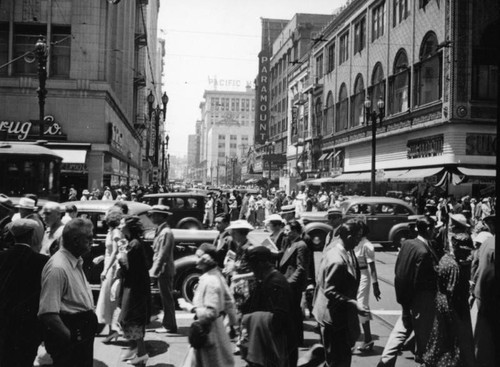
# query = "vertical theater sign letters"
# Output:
<box><xmin>255</xmin><ymin>50</ymin><xmax>270</xmax><ymax>145</ymax></box>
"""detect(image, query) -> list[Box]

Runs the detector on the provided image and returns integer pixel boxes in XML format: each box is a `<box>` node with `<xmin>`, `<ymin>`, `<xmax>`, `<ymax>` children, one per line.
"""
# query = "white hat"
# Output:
<box><xmin>264</xmin><ymin>214</ymin><xmax>285</xmax><ymax>224</ymax></box>
<box><xmin>82</xmin><ymin>189</ymin><xmax>90</xmax><ymax>195</ymax></box>
<box><xmin>15</xmin><ymin>197</ymin><xmax>37</xmax><ymax>210</ymax></box>
<box><xmin>450</xmin><ymin>213</ymin><xmax>470</xmax><ymax>228</ymax></box>
<box><xmin>226</xmin><ymin>220</ymin><xmax>254</xmax><ymax>231</ymax></box>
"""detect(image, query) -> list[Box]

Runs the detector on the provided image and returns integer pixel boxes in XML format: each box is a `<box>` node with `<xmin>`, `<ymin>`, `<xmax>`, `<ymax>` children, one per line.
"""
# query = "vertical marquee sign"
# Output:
<box><xmin>254</xmin><ymin>50</ymin><xmax>270</xmax><ymax>145</ymax></box>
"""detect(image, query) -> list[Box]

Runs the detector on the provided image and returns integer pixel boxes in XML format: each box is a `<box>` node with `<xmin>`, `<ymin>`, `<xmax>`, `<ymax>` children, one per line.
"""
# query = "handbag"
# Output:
<box><xmin>188</xmin><ymin>319</ymin><xmax>211</xmax><ymax>349</ymax></box>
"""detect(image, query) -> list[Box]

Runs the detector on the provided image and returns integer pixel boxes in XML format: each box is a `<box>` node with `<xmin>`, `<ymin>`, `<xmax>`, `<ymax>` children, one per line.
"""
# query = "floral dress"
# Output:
<box><xmin>423</xmin><ymin>253</ymin><xmax>462</xmax><ymax>367</ymax></box>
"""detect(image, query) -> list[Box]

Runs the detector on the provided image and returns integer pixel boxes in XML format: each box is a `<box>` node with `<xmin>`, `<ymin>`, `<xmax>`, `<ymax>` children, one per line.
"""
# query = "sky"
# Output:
<box><xmin>158</xmin><ymin>0</ymin><xmax>345</xmax><ymax>158</ymax></box>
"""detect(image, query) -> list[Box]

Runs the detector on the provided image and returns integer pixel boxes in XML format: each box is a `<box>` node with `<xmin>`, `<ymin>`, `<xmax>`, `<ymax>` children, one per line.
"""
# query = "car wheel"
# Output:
<box><xmin>178</xmin><ymin>270</ymin><xmax>202</xmax><ymax>303</ymax></box>
<box><xmin>392</xmin><ymin>230</ymin><xmax>411</xmax><ymax>249</ymax></box>
<box><xmin>179</xmin><ymin>222</ymin><xmax>201</xmax><ymax>230</ymax></box>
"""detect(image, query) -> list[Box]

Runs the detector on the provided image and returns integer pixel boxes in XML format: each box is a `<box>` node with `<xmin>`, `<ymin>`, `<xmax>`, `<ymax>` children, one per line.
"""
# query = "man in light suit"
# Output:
<box><xmin>394</xmin><ymin>216</ymin><xmax>438</xmax><ymax>363</ymax></box>
<box><xmin>213</xmin><ymin>213</ymin><xmax>236</xmax><ymax>269</ymax></box>
<box><xmin>279</xmin><ymin>219</ymin><xmax>310</xmax><ymax>346</ymax></box>
<box><xmin>313</xmin><ymin>219</ymin><xmax>369</xmax><ymax>367</ymax></box>
<box><xmin>149</xmin><ymin>205</ymin><xmax>178</xmax><ymax>334</ymax></box>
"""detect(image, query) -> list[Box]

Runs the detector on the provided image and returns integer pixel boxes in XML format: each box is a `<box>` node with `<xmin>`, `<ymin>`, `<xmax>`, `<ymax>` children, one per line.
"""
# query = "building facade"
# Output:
<box><xmin>198</xmin><ymin>87</ymin><xmax>255</xmax><ymax>185</ymax></box>
<box><xmin>288</xmin><ymin>0</ymin><xmax>497</xmax><ymax>197</ymax></box>
<box><xmin>0</xmin><ymin>0</ymin><xmax>164</xmax><ymax>196</ymax></box>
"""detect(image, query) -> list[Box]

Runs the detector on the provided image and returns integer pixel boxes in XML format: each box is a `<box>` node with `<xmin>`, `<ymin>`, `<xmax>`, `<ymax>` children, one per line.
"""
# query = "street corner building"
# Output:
<box><xmin>253</xmin><ymin>1</ymin><xmax>498</xmax><ymax>197</ymax></box>
<box><xmin>0</xmin><ymin>0</ymin><xmax>167</xmax><ymax>195</ymax></box>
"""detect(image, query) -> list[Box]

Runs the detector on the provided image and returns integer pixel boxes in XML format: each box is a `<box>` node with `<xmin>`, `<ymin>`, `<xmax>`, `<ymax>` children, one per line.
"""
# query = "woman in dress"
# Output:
<box><xmin>117</xmin><ymin>216</ymin><xmax>153</xmax><ymax>365</ymax></box>
<box><xmin>354</xmin><ymin>220</ymin><xmax>381</xmax><ymax>352</ymax></box>
<box><xmin>95</xmin><ymin>210</ymin><xmax>122</xmax><ymax>342</ymax></box>
<box><xmin>180</xmin><ymin>243</ymin><xmax>237</xmax><ymax>367</ymax></box>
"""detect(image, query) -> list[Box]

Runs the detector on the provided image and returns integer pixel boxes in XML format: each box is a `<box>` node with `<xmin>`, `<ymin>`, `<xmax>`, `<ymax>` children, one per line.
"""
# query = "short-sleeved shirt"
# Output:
<box><xmin>354</xmin><ymin>237</ymin><xmax>375</xmax><ymax>268</ymax></box>
<box><xmin>40</xmin><ymin>224</ymin><xmax>64</xmax><ymax>256</ymax></box>
<box><xmin>38</xmin><ymin>248</ymin><xmax>94</xmax><ymax>315</ymax></box>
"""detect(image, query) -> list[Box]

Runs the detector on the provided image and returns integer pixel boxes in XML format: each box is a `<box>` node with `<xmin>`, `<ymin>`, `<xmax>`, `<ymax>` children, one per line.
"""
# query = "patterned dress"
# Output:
<box><xmin>423</xmin><ymin>253</ymin><xmax>461</xmax><ymax>367</ymax></box>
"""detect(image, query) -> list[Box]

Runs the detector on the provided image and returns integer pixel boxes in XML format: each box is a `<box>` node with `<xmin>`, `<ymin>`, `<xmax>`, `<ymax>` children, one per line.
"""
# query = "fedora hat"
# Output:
<box><xmin>450</xmin><ymin>213</ymin><xmax>470</xmax><ymax>228</ymax></box>
<box><xmin>7</xmin><ymin>218</ymin><xmax>39</xmax><ymax>238</ymax></box>
<box><xmin>15</xmin><ymin>197</ymin><xmax>37</xmax><ymax>210</ymax></box>
<box><xmin>327</xmin><ymin>207</ymin><xmax>343</xmax><ymax>216</ymax></box>
<box><xmin>148</xmin><ymin>205</ymin><xmax>172</xmax><ymax>216</ymax></box>
<box><xmin>82</xmin><ymin>189</ymin><xmax>90</xmax><ymax>195</ymax></box>
<box><xmin>0</xmin><ymin>194</ymin><xmax>14</xmax><ymax>211</ymax></box>
<box><xmin>226</xmin><ymin>219</ymin><xmax>254</xmax><ymax>231</ymax></box>
<box><xmin>264</xmin><ymin>214</ymin><xmax>285</xmax><ymax>224</ymax></box>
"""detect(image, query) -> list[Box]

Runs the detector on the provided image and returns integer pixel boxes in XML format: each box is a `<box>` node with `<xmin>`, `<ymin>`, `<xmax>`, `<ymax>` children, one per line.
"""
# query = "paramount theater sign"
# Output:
<box><xmin>254</xmin><ymin>50</ymin><xmax>270</xmax><ymax>145</ymax></box>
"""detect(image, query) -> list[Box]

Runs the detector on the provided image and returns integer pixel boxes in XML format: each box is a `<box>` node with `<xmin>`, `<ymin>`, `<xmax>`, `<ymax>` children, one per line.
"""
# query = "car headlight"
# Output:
<box><xmin>312</xmin><ymin>236</ymin><xmax>321</xmax><ymax>245</ymax></box>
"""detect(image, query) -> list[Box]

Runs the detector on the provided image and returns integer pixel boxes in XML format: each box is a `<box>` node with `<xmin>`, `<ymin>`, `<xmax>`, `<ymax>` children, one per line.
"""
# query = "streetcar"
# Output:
<box><xmin>0</xmin><ymin>140</ymin><xmax>62</xmax><ymax>200</ymax></box>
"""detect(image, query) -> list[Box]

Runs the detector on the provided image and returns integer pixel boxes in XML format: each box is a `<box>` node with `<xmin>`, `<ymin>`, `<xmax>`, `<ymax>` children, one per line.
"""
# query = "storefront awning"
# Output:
<box><xmin>318</xmin><ymin>153</ymin><xmax>328</xmax><ymax>161</ymax></box>
<box><xmin>296</xmin><ymin>179</ymin><xmax>322</xmax><ymax>186</ymax></box>
<box><xmin>457</xmin><ymin>167</ymin><xmax>496</xmax><ymax>177</ymax></box>
<box><xmin>330</xmin><ymin>172</ymin><xmax>371</xmax><ymax>182</ymax></box>
<box><xmin>395</xmin><ymin>167</ymin><xmax>443</xmax><ymax>182</ymax></box>
<box><xmin>383</xmin><ymin>169</ymin><xmax>411</xmax><ymax>180</ymax></box>
<box><xmin>51</xmin><ymin>149</ymin><xmax>87</xmax><ymax>164</ymax></box>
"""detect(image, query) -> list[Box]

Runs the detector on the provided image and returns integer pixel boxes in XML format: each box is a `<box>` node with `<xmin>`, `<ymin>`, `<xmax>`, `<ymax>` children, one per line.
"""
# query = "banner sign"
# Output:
<box><xmin>407</xmin><ymin>134</ymin><xmax>444</xmax><ymax>159</ymax></box>
<box><xmin>466</xmin><ymin>133</ymin><xmax>496</xmax><ymax>156</ymax></box>
<box><xmin>0</xmin><ymin>115</ymin><xmax>66</xmax><ymax>141</ymax></box>
<box><xmin>254</xmin><ymin>50</ymin><xmax>270</xmax><ymax>145</ymax></box>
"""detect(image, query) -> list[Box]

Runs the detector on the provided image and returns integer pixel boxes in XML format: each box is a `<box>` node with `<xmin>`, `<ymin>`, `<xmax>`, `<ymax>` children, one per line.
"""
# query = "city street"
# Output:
<box><xmin>87</xmin><ymin>246</ymin><xmax>417</xmax><ymax>367</ymax></box>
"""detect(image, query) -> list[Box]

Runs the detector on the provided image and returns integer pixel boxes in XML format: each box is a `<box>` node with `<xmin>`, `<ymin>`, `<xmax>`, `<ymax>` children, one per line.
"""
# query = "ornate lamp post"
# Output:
<box><xmin>34</xmin><ymin>37</ymin><xmax>48</xmax><ymax>138</ymax></box>
<box><xmin>263</xmin><ymin>141</ymin><xmax>276</xmax><ymax>185</ymax></box>
<box><xmin>364</xmin><ymin>97</ymin><xmax>385</xmax><ymax>196</ymax></box>
<box><xmin>147</xmin><ymin>91</ymin><xmax>168</xmax><ymax>167</ymax></box>
<box><xmin>161</xmin><ymin>134</ymin><xmax>169</xmax><ymax>185</ymax></box>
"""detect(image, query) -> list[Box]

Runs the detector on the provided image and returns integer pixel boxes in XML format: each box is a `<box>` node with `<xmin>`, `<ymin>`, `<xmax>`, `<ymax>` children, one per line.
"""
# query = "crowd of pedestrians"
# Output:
<box><xmin>0</xmin><ymin>185</ymin><xmax>497</xmax><ymax>367</ymax></box>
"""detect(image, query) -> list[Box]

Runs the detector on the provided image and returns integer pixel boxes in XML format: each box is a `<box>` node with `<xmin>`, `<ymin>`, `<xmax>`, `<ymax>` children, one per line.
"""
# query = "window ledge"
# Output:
<box><xmin>412</xmin><ymin>99</ymin><xmax>442</xmax><ymax>112</ymax></box>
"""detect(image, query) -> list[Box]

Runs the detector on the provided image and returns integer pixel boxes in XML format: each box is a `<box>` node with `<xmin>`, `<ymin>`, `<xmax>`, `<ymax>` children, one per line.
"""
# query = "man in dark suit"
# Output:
<box><xmin>394</xmin><ymin>216</ymin><xmax>439</xmax><ymax>363</ymax></box>
<box><xmin>0</xmin><ymin>219</ymin><xmax>49</xmax><ymax>367</ymax></box>
<box><xmin>312</xmin><ymin>219</ymin><xmax>368</xmax><ymax>367</ymax></box>
<box><xmin>279</xmin><ymin>219</ymin><xmax>309</xmax><ymax>346</ymax></box>
<box><xmin>213</xmin><ymin>213</ymin><xmax>236</xmax><ymax>269</ymax></box>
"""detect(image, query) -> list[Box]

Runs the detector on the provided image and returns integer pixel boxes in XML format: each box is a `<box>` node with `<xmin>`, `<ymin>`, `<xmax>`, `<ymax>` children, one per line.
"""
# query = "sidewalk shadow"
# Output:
<box><xmin>93</xmin><ymin>360</ymin><xmax>108</xmax><ymax>367</ymax></box>
<box><xmin>146</xmin><ymin>339</ymin><xmax>170</xmax><ymax>357</ymax></box>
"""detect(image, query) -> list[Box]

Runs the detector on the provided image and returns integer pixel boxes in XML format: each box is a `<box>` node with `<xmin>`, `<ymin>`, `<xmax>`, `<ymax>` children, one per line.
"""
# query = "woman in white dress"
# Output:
<box><xmin>354</xmin><ymin>220</ymin><xmax>381</xmax><ymax>352</ymax></box>
<box><xmin>180</xmin><ymin>243</ymin><xmax>237</xmax><ymax>367</ymax></box>
<box><xmin>95</xmin><ymin>210</ymin><xmax>123</xmax><ymax>342</ymax></box>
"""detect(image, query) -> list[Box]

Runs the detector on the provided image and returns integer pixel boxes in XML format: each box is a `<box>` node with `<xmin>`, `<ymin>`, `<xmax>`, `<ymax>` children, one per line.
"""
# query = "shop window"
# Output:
<box><xmin>368</xmin><ymin>62</ymin><xmax>386</xmax><ymax>113</ymax></box>
<box><xmin>336</xmin><ymin>84</ymin><xmax>348</xmax><ymax>131</ymax></box>
<box><xmin>339</xmin><ymin>32</ymin><xmax>349</xmax><ymax>65</ymax></box>
<box><xmin>51</xmin><ymin>26</ymin><xmax>71</xmax><ymax>77</ymax></box>
<box><xmin>414</xmin><ymin>32</ymin><xmax>442</xmax><ymax>107</ymax></box>
<box><xmin>316</xmin><ymin>53</ymin><xmax>323</xmax><ymax>79</ymax></box>
<box><xmin>472</xmin><ymin>21</ymin><xmax>499</xmax><ymax>101</ymax></box>
<box><xmin>0</xmin><ymin>23</ymin><xmax>8</xmax><ymax>75</ymax></box>
<box><xmin>351</xmin><ymin>74</ymin><xmax>365</xmax><ymax>127</ymax></box>
<box><xmin>389</xmin><ymin>49</ymin><xmax>410</xmax><ymax>115</ymax></box>
<box><xmin>393</xmin><ymin>0</ymin><xmax>410</xmax><ymax>27</ymax></box>
<box><xmin>324</xmin><ymin>92</ymin><xmax>334</xmax><ymax>135</ymax></box>
<box><xmin>354</xmin><ymin>17</ymin><xmax>366</xmax><ymax>54</ymax></box>
<box><xmin>372</xmin><ymin>2</ymin><xmax>385</xmax><ymax>42</ymax></box>
<box><xmin>327</xmin><ymin>43</ymin><xmax>335</xmax><ymax>73</ymax></box>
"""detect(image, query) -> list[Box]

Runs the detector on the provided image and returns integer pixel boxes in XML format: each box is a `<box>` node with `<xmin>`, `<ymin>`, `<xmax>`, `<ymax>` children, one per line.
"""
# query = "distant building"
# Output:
<box><xmin>0</xmin><ymin>0</ymin><xmax>164</xmax><ymax>193</ymax></box>
<box><xmin>198</xmin><ymin>86</ymin><xmax>255</xmax><ymax>185</ymax></box>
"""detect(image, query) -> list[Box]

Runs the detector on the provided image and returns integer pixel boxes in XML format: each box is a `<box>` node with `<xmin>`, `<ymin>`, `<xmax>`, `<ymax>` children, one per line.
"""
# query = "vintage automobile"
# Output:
<box><xmin>280</xmin><ymin>196</ymin><xmax>420</xmax><ymax>249</ymax></box>
<box><xmin>61</xmin><ymin>200</ymin><xmax>218</xmax><ymax>303</ymax></box>
<box><xmin>141</xmin><ymin>192</ymin><xmax>206</xmax><ymax>229</ymax></box>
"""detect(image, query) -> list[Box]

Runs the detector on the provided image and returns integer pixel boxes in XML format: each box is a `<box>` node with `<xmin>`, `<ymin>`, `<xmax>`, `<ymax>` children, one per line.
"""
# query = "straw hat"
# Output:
<box><xmin>264</xmin><ymin>214</ymin><xmax>285</xmax><ymax>224</ymax></box>
<box><xmin>15</xmin><ymin>197</ymin><xmax>37</xmax><ymax>210</ymax></box>
<box><xmin>148</xmin><ymin>204</ymin><xmax>172</xmax><ymax>216</ymax></box>
<box><xmin>226</xmin><ymin>220</ymin><xmax>254</xmax><ymax>231</ymax></box>
<box><xmin>450</xmin><ymin>213</ymin><xmax>470</xmax><ymax>228</ymax></box>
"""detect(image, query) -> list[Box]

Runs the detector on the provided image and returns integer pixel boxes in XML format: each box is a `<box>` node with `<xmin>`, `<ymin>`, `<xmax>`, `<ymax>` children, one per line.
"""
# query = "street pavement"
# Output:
<box><xmin>87</xmin><ymin>246</ymin><xmax>418</xmax><ymax>367</ymax></box>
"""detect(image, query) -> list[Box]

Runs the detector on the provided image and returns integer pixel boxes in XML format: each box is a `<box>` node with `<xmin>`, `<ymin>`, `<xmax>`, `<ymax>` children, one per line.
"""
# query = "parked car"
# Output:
<box><xmin>141</xmin><ymin>192</ymin><xmax>206</xmax><ymax>229</ymax></box>
<box><xmin>60</xmin><ymin>200</ymin><xmax>218</xmax><ymax>303</ymax></box>
<box><xmin>280</xmin><ymin>196</ymin><xmax>420</xmax><ymax>249</ymax></box>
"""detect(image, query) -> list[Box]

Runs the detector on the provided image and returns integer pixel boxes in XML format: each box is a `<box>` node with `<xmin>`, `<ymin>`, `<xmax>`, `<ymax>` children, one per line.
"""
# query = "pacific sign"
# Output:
<box><xmin>254</xmin><ymin>50</ymin><xmax>270</xmax><ymax>145</ymax></box>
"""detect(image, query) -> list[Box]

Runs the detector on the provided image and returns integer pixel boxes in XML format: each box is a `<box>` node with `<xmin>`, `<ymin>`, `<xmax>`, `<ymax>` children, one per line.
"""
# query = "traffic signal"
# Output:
<box><xmin>152</xmin><ymin>167</ymin><xmax>159</xmax><ymax>183</ymax></box>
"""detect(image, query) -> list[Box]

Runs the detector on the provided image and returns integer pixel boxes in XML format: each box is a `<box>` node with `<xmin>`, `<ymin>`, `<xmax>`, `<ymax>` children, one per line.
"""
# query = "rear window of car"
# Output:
<box><xmin>374</xmin><ymin>203</ymin><xmax>395</xmax><ymax>214</ymax></box>
<box><xmin>346</xmin><ymin>204</ymin><xmax>371</xmax><ymax>215</ymax></box>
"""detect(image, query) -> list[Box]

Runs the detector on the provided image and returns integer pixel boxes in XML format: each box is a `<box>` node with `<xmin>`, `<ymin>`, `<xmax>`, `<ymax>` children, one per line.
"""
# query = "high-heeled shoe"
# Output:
<box><xmin>357</xmin><ymin>341</ymin><xmax>374</xmax><ymax>352</ymax></box>
<box><xmin>102</xmin><ymin>331</ymin><xmax>119</xmax><ymax>344</ymax></box>
<box><xmin>126</xmin><ymin>354</ymin><xmax>148</xmax><ymax>365</ymax></box>
<box><xmin>122</xmin><ymin>348</ymin><xmax>138</xmax><ymax>361</ymax></box>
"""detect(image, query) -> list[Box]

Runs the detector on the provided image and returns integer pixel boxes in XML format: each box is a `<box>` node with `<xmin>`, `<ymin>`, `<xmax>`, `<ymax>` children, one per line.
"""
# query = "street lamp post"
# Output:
<box><xmin>230</xmin><ymin>157</ymin><xmax>238</xmax><ymax>186</ymax></box>
<box><xmin>34</xmin><ymin>37</ymin><xmax>48</xmax><ymax>138</ymax></box>
<box><xmin>161</xmin><ymin>134</ymin><xmax>169</xmax><ymax>185</ymax></box>
<box><xmin>364</xmin><ymin>97</ymin><xmax>385</xmax><ymax>196</ymax></box>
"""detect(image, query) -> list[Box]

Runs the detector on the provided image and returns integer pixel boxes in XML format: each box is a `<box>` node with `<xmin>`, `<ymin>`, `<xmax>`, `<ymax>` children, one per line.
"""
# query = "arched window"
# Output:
<box><xmin>472</xmin><ymin>21</ymin><xmax>499</xmax><ymax>100</ymax></box>
<box><xmin>336</xmin><ymin>84</ymin><xmax>348</xmax><ymax>131</ymax></box>
<box><xmin>314</xmin><ymin>98</ymin><xmax>323</xmax><ymax>136</ymax></box>
<box><xmin>369</xmin><ymin>63</ymin><xmax>385</xmax><ymax>111</ymax></box>
<box><xmin>414</xmin><ymin>32</ymin><xmax>442</xmax><ymax>106</ymax></box>
<box><xmin>389</xmin><ymin>49</ymin><xmax>410</xmax><ymax>114</ymax></box>
<box><xmin>351</xmin><ymin>74</ymin><xmax>365</xmax><ymax>127</ymax></box>
<box><xmin>325</xmin><ymin>92</ymin><xmax>334</xmax><ymax>135</ymax></box>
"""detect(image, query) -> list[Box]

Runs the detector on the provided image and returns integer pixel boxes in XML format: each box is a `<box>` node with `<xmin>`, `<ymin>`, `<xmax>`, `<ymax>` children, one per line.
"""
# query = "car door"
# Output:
<box><xmin>371</xmin><ymin>202</ymin><xmax>398</xmax><ymax>242</ymax></box>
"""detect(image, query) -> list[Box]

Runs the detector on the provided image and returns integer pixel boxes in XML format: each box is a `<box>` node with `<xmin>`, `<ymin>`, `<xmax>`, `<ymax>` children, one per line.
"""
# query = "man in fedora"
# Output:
<box><xmin>323</xmin><ymin>208</ymin><xmax>344</xmax><ymax>254</ymax></box>
<box><xmin>0</xmin><ymin>194</ymin><xmax>16</xmax><ymax>251</ymax></box>
<box><xmin>16</xmin><ymin>197</ymin><xmax>45</xmax><ymax>249</ymax></box>
<box><xmin>149</xmin><ymin>205</ymin><xmax>178</xmax><ymax>334</ymax></box>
